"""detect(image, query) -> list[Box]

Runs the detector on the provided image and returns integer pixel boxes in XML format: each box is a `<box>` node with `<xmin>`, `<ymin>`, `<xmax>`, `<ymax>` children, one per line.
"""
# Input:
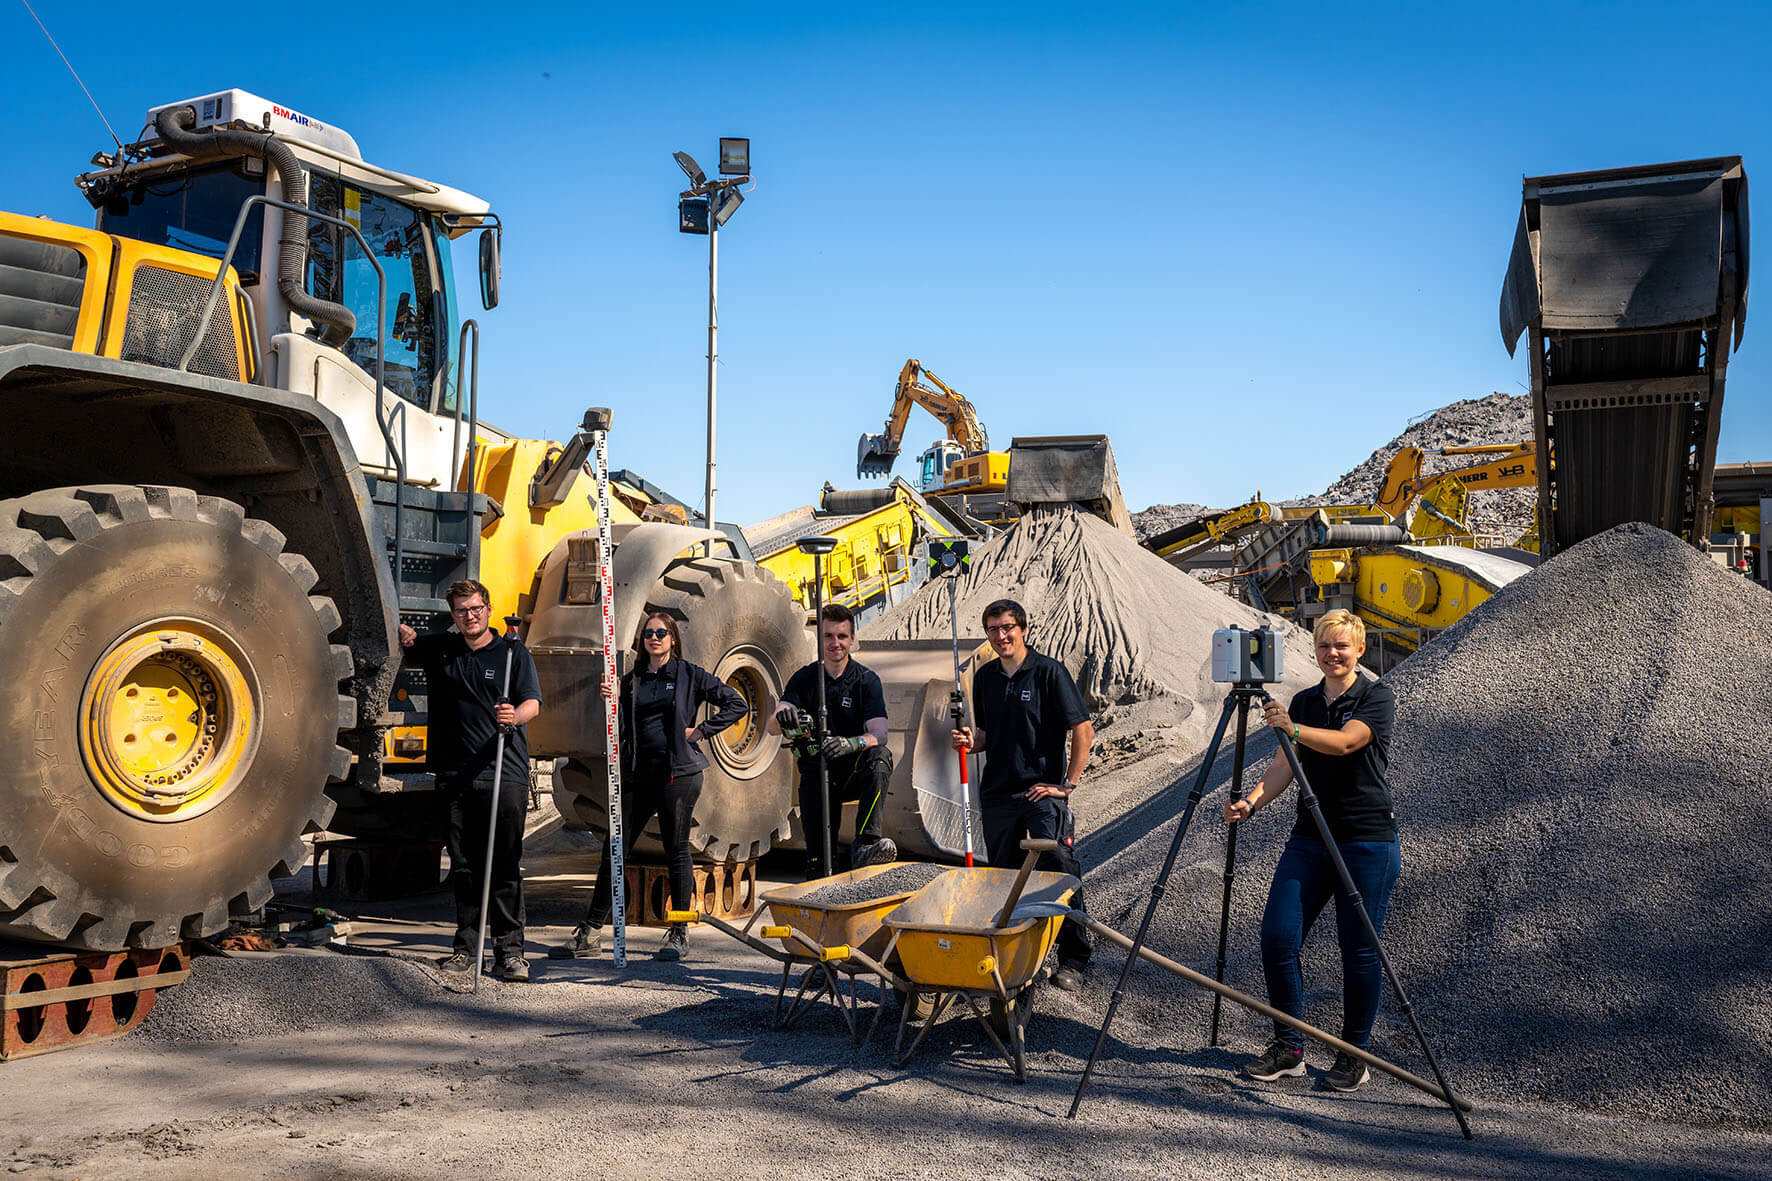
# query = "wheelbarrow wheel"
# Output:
<box><xmin>897</xmin><ymin>986</ymin><xmax>933</xmax><ymax>1021</ymax></box>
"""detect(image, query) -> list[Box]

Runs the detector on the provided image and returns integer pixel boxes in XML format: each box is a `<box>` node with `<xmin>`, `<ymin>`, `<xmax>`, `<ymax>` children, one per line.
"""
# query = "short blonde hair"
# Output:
<box><xmin>1313</xmin><ymin>609</ymin><xmax>1366</xmax><ymax>647</ymax></box>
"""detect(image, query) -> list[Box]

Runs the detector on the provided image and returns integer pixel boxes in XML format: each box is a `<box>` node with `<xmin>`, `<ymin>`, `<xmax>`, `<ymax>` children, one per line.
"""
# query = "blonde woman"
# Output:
<box><xmin>1222</xmin><ymin>609</ymin><xmax>1399</xmax><ymax>1092</ymax></box>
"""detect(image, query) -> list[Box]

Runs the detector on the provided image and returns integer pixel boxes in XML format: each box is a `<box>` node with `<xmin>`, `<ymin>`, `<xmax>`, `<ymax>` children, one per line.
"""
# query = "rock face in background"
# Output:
<box><xmin>1133</xmin><ymin>392</ymin><xmax>1535</xmax><ymax>542</ymax></box>
<box><xmin>1082</xmin><ymin>523</ymin><xmax>1772</xmax><ymax>1127</ymax></box>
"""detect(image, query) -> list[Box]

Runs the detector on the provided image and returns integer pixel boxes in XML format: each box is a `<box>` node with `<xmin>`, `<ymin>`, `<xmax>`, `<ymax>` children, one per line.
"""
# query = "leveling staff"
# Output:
<box><xmin>950</xmin><ymin>598</ymin><xmax>1094</xmax><ymax>991</ymax></box>
<box><xmin>767</xmin><ymin>604</ymin><xmax>897</xmax><ymax>878</ymax></box>
<box><xmin>399</xmin><ymin>579</ymin><xmax>541</xmax><ymax>982</ymax></box>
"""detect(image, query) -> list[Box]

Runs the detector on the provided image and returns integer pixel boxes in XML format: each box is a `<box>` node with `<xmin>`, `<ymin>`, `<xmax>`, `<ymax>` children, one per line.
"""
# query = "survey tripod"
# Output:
<box><xmin>1068</xmin><ymin>683</ymin><xmax>1472</xmax><ymax>1139</ymax></box>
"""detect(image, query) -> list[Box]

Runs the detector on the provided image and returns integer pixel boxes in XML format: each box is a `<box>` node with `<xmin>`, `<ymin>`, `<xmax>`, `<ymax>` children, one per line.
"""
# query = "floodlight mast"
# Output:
<box><xmin>673</xmin><ymin>143</ymin><xmax>751</xmax><ymax>556</ymax></box>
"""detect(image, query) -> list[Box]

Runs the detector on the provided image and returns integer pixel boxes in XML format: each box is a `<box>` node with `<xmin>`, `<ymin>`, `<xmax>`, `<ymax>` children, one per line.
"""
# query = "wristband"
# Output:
<box><xmin>1291</xmin><ymin>723</ymin><xmax>1299</xmax><ymax>742</ymax></box>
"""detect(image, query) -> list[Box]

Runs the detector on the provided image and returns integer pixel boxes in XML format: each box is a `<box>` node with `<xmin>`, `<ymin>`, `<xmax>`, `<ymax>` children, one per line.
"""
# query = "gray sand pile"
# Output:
<box><xmin>794</xmin><ymin>862</ymin><xmax>949</xmax><ymax>907</ymax></box>
<box><xmin>1080</xmin><ymin>523</ymin><xmax>1772</xmax><ymax>1128</ymax></box>
<box><xmin>867</xmin><ymin>505</ymin><xmax>1318</xmax><ymax>762</ymax></box>
<box><xmin>139</xmin><ymin>954</ymin><xmax>451</xmax><ymax>1044</ymax></box>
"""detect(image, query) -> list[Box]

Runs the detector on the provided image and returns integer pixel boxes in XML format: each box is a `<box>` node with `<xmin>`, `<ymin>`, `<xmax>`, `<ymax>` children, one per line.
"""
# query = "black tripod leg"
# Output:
<box><xmin>1270</xmin><ymin>722</ymin><xmax>1473</xmax><ymax>1140</ymax></box>
<box><xmin>1068</xmin><ymin>692</ymin><xmax>1239</xmax><ymax>1119</ymax></box>
<box><xmin>1209</xmin><ymin>694</ymin><xmax>1252</xmax><ymax>1046</ymax></box>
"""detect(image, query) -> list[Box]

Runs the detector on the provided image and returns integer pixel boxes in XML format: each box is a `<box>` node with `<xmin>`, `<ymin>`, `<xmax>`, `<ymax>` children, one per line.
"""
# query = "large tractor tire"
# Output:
<box><xmin>0</xmin><ymin>486</ymin><xmax>351</xmax><ymax>950</ymax></box>
<box><xmin>557</xmin><ymin>557</ymin><xmax>803</xmax><ymax>863</ymax></box>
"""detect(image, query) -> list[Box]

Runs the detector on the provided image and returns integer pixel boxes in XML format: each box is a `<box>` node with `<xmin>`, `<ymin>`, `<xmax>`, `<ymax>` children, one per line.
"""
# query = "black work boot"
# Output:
<box><xmin>547</xmin><ymin>922</ymin><xmax>602</xmax><ymax>960</ymax></box>
<box><xmin>656</xmin><ymin>923</ymin><xmax>689</xmax><ymax>961</ymax></box>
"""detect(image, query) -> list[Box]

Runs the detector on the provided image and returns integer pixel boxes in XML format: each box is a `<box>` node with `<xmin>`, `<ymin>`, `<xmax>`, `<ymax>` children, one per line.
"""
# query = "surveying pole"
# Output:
<box><xmin>589</xmin><ymin>406</ymin><xmax>627</xmax><ymax>968</ymax></box>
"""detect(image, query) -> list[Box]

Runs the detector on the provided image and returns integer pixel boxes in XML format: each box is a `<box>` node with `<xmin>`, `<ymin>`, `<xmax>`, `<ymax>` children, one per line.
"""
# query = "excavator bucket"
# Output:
<box><xmin>857</xmin><ymin>431</ymin><xmax>900</xmax><ymax>479</ymax></box>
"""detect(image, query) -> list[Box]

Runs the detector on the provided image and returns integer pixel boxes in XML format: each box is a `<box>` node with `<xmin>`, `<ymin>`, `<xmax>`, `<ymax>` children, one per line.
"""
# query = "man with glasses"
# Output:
<box><xmin>399</xmin><ymin>579</ymin><xmax>542</xmax><ymax>981</ymax></box>
<box><xmin>950</xmin><ymin>598</ymin><xmax>1094</xmax><ymax>990</ymax></box>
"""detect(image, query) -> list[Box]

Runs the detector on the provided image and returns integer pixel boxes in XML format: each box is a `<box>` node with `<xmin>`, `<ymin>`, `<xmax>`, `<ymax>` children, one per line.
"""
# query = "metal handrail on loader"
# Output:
<box><xmin>178</xmin><ymin>193</ymin><xmax>401</xmax><ymax>585</ymax></box>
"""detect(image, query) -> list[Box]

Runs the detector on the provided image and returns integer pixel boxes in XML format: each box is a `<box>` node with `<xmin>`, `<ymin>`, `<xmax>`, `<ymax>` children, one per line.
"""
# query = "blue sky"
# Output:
<box><xmin>6</xmin><ymin>2</ymin><xmax>1768</xmax><ymax>525</ymax></box>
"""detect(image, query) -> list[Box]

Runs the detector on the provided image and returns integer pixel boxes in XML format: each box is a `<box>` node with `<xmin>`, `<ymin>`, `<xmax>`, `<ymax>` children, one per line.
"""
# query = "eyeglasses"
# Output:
<box><xmin>985</xmin><ymin>624</ymin><xmax>1021</xmax><ymax>635</ymax></box>
<box><xmin>641</xmin><ymin>628</ymin><xmax>671</xmax><ymax>640</ymax></box>
<box><xmin>451</xmin><ymin>604</ymin><xmax>489</xmax><ymax>617</ymax></box>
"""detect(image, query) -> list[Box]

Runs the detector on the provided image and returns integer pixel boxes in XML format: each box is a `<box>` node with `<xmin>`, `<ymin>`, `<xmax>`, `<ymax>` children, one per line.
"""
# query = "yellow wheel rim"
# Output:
<box><xmin>81</xmin><ymin>619</ymin><xmax>260</xmax><ymax>822</ymax></box>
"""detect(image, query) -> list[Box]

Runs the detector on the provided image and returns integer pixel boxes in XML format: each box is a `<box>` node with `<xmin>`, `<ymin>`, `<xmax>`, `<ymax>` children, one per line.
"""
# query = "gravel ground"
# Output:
<box><xmin>7</xmin><ymin>891</ymin><xmax>1770</xmax><ymax>1179</ymax></box>
<box><xmin>795</xmin><ymin>862</ymin><xmax>951</xmax><ymax>907</ymax></box>
<box><xmin>1083</xmin><ymin>523</ymin><xmax>1772</xmax><ymax>1132</ymax></box>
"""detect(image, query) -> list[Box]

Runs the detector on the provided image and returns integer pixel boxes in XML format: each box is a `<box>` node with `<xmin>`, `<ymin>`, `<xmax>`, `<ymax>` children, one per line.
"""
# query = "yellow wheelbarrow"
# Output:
<box><xmin>882</xmin><ymin>840</ymin><xmax>1078</xmax><ymax>1082</ymax></box>
<box><xmin>667</xmin><ymin>862</ymin><xmax>929</xmax><ymax>1045</ymax></box>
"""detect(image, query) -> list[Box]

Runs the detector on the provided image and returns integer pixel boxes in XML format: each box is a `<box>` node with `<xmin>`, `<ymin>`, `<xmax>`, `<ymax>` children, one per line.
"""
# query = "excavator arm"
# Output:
<box><xmin>858</xmin><ymin>358</ymin><xmax>991</xmax><ymax>477</ymax></box>
<box><xmin>1372</xmin><ymin>442</ymin><xmax>1538</xmax><ymax>520</ymax></box>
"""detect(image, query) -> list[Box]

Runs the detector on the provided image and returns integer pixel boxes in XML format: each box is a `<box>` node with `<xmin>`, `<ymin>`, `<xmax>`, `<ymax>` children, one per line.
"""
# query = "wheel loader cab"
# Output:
<box><xmin>78</xmin><ymin>93</ymin><xmax>498</xmax><ymax>491</ymax></box>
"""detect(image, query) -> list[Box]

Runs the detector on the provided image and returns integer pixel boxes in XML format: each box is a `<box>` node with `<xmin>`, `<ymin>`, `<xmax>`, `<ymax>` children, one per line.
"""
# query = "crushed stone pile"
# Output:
<box><xmin>1294</xmin><ymin>391</ymin><xmax>1534</xmax><ymax>540</ymax></box>
<box><xmin>866</xmin><ymin>505</ymin><xmax>1318</xmax><ymax>760</ymax></box>
<box><xmin>794</xmin><ymin>862</ymin><xmax>949</xmax><ymax>907</ymax></box>
<box><xmin>1081</xmin><ymin>523</ymin><xmax>1772</xmax><ymax>1128</ymax></box>
<box><xmin>1131</xmin><ymin>501</ymin><xmax>1209</xmax><ymax>543</ymax></box>
<box><xmin>138</xmin><ymin>954</ymin><xmax>451</xmax><ymax>1044</ymax></box>
<box><xmin>1131</xmin><ymin>392</ymin><xmax>1533</xmax><ymax>543</ymax></box>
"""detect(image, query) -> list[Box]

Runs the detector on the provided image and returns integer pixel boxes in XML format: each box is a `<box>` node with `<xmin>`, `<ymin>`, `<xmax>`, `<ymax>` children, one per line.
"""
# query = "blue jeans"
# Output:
<box><xmin>1258</xmin><ymin>834</ymin><xmax>1401</xmax><ymax>1051</ymax></box>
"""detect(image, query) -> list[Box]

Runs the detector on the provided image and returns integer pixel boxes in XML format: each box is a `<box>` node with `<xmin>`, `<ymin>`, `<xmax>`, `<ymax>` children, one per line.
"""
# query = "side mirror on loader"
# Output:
<box><xmin>478</xmin><ymin>227</ymin><xmax>501</xmax><ymax>310</ymax></box>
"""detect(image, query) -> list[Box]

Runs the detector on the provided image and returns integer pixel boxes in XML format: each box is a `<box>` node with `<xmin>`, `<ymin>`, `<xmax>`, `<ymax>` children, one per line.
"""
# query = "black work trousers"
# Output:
<box><xmin>982</xmin><ymin>793</ymin><xmax>1092</xmax><ymax>969</ymax></box>
<box><xmin>584</xmin><ymin>767</ymin><xmax>703</xmax><ymax>927</ymax></box>
<box><xmin>797</xmin><ymin>746</ymin><xmax>893</xmax><ymax>879</ymax></box>
<box><xmin>443</xmin><ymin>774</ymin><xmax>527</xmax><ymax>957</ymax></box>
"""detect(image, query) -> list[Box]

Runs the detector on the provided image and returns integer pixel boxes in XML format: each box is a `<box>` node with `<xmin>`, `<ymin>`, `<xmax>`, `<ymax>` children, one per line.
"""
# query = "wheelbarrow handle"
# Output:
<box><xmin>996</xmin><ymin>839</ymin><xmax>1056</xmax><ymax>928</ymax></box>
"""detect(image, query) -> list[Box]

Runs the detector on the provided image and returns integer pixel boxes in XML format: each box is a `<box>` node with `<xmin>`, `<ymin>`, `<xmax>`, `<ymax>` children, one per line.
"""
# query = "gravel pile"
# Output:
<box><xmin>1131</xmin><ymin>501</ymin><xmax>1209</xmax><ymax>542</ymax></box>
<box><xmin>1081</xmin><ymin>523</ymin><xmax>1772</xmax><ymax>1128</ymax></box>
<box><xmin>1131</xmin><ymin>392</ymin><xmax>1534</xmax><ymax>543</ymax></box>
<box><xmin>793</xmin><ymin>862</ymin><xmax>949</xmax><ymax>908</ymax></box>
<box><xmin>138</xmin><ymin>954</ymin><xmax>451</xmax><ymax>1044</ymax></box>
<box><xmin>867</xmin><ymin>505</ymin><xmax>1317</xmax><ymax>754</ymax></box>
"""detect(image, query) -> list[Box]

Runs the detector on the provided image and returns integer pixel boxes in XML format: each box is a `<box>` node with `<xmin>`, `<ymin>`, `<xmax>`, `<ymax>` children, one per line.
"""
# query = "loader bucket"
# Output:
<box><xmin>857</xmin><ymin>431</ymin><xmax>899</xmax><ymax>479</ymax></box>
<box><xmin>866</xmin><ymin>638</ymin><xmax>991</xmax><ymax>862</ymax></box>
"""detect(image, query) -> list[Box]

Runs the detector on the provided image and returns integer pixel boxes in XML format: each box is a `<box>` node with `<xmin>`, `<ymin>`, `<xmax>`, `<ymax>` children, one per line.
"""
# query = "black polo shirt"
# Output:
<box><xmin>782</xmin><ymin>659</ymin><xmax>887</xmax><ymax>740</ymax></box>
<box><xmin>1287</xmin><ymin>675</ymin><xmax>1396</xmax><ymax>842</ymax></box>
<box><xmin>972</xmin><ymin>649</ymin><xmax>1090</xmax><ymax>801</ymax></box>
<box><xmin>406</xmin><ymin>631</ymin><xmax>542</xmax><ymax>784</ymax></box>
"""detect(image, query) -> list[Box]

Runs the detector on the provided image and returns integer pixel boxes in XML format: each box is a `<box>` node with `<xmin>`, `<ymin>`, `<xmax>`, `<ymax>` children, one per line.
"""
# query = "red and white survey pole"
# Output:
<box><xmin>589</xmin><ymin>407</ymin><xmax>627</xmax><ymax>968</ymax></box>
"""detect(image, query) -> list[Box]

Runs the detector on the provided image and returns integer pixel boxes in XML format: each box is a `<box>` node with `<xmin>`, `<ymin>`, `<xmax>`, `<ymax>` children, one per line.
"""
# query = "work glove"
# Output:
<box><xmin>774</xmin><ymin>703</ymin><xmax>801</xmax><ymax>729</ymax></box>
<box><xmin>819</xmin><ymin>735</ymin><xmax>865</xmax><ymax>760</ymax></box>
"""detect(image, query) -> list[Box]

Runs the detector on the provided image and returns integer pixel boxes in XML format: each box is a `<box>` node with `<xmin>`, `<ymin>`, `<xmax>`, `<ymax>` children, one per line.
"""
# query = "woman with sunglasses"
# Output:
<box><xmin>550</xmin><ymin>612</ymin><xmax>745</xmax><ymax>961</ymax></box>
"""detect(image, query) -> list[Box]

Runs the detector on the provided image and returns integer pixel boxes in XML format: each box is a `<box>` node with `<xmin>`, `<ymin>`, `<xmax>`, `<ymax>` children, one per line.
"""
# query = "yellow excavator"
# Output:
<box><xmin>856</xmin><ymin>358</ymin><xmax>1001</xmax><ymax>493</ymax></box>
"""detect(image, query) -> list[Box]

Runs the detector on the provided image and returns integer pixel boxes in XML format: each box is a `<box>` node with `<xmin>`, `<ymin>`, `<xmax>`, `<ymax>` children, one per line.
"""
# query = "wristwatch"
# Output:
<box><xmin>1059</xmin><ymin>778</ymin><xmax>1075</xmax><ymax>791</ymax></box>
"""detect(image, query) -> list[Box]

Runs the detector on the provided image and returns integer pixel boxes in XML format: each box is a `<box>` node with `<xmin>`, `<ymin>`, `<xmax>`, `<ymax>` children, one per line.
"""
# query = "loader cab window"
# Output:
<box><xmin>306</xmin><ymin>173</ymin><xmax>442</xmax><ymax>411</ymax></box>
<box><xmin>97</xmin><ymin>162</ymin><xmax>266</xmax><ymax>280</ymax></box>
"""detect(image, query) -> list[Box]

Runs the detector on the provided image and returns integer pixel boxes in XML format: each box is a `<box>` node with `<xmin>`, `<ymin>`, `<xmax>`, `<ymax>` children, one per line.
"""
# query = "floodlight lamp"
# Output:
<box><xmin>719</xmin><ymin>137</ymin><xmax>750</xmax><ymax>175</ymax></box>
<box><xmin>797</xmin><ymin>535</ymin><xmax>839</xmax><ymax>556</ymax></box>
<box><xmin>711</xmin><ymin>186</ymin><xmax>745</xmax><ymax>227</ymax></box>
<box><xmin>673</xmin><ymin>150</ymin><xmax>706</xmax><ymax>187</ymax></box>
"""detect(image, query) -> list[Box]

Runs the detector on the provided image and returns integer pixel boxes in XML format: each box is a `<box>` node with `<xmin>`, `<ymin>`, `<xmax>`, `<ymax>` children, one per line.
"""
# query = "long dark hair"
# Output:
<box><xmin>631</xmin><ymin>612</ymin><xmax>681</xmax><ymax>665</ymax></box>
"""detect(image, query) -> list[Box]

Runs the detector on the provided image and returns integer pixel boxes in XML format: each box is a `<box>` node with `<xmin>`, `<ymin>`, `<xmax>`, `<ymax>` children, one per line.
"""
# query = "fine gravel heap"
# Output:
<box><xmin>792</xmin><ymin>862</ymin><xmax>950</xmax><ymax>908</ymax></box>
<box><xmin>1081</xmin><ymin>523</ymin><xmax>1772</xmax><ymax>1129</ymax></box>
<box><xmin>137</xmin><ymin>954</ymin><xmax>450</xmax><ymax>1044</ymax></box>
<box><xmin>867</xmin><ymin>505</ymin><xmax>1317</xmax><ymax>761</ymax></box>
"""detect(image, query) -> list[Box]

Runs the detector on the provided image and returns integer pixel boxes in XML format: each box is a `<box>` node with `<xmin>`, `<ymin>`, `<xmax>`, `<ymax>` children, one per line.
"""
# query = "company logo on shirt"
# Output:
<box><xmin>840</xmin><ymin>696</ymin><xmax>853</xmax><ymax>709</ymax></box>
<box><xmin>1020</xmin><ymin>689</ymin><xmax>1031</xmax><ymax>702</ymax></box>
<box><xmin>484</xmin><ymin>668</ymin><xmax>495</xmax><ymax>681</ymax></box>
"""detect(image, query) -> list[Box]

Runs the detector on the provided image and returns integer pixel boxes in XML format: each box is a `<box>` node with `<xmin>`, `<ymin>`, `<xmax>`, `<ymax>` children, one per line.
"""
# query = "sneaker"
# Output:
<box><xmin>494</xmin><ymin>953</ymin><xmax>530</xmax><ymax>983</ymax></box>
<box><xmin>1049</xmin><ymin>965</ymin><xmax>1085</xmax><ymax>992</ymax></box>
<box><xmin>1241</xmin><ymin>1040</ymin><xmax>1307</xmax><ymax>1081</ymax></box>
<box><xmin>1324</xmin><ymin>1050</ymin><xmax>1371</xmax><ymax>1092</ymax></box>
<box><xmin>435</xmin><ymin>951</ymin><xmax>474</xmax><ymax>973</ymax></box>
<box><xmin>851</xmin><ymin>838</ymin><xmax>898</xmax><ymax>869</ymax></box>
<box><xmin>547</xmin><ymin>923</ymin><xmax>601</xmax><ymax>960</ymax></box>
<box><xmin>655</xmin><ymin>923</ymin><xmax>689</xmax><ymax>961</ymax></box>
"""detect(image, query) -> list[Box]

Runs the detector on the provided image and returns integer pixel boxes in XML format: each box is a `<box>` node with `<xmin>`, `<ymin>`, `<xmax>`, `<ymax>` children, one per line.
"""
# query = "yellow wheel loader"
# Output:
<box><xmin>0</xmin><ymin>89</ymin><xmax>813</xmax><ymax>949</ymax></box>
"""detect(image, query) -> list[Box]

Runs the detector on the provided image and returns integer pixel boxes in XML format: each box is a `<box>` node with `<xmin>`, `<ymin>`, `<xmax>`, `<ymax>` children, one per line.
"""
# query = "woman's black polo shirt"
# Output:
<box><xmin>1287</xmin><ymin>675</ymin><xmax>1397</xmax><ymax>842</ymax></box>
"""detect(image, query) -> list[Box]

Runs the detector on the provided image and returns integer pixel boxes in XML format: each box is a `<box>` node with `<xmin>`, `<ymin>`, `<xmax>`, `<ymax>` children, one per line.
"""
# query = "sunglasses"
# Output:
<box><xmin>641</xmin><ymin>628</ymin><xmax>671</xmax><ymax>640</ymax></box>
